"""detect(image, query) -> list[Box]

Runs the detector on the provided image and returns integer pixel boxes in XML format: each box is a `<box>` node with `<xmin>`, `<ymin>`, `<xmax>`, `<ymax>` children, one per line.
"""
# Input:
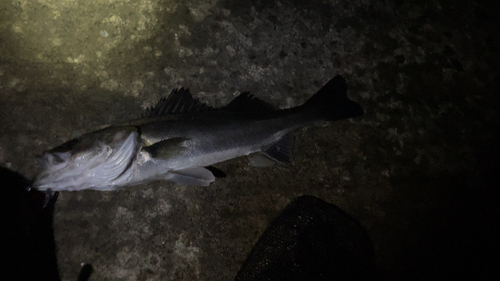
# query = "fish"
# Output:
<box><xmin>33</xmin><ymin>75</ymin><xmax>363</xmax><ymax>191</ymax></box>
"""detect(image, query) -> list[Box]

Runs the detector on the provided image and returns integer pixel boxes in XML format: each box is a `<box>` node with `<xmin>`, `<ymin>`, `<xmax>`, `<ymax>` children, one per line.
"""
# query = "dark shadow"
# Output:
<box><xmin>0</xmin><ymin>167</ymin><xmax>60</xmax><ymax>281</ymax></box>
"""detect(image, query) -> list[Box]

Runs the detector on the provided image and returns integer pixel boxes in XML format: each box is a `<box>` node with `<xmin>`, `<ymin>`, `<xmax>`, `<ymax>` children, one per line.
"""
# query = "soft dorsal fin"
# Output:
<box><xmin>223</xmin><ymin>92</ymin><xmax>275</xmax><ymax>112</ymax></box>
<box><xmin>146</xmin><ymin>88</ymin><xmax>213</xmax><ymax>116</ymax></box>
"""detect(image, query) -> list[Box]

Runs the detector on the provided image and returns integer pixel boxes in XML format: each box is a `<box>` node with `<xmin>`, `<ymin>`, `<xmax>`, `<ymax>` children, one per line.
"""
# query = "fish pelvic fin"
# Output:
<box><xmin>166</xmin><ymin>167</ymin><xmax>215</xmax><ymax>186</ymax></box>
<box><xmin>301</xmin><ymin>75</ymin><xmax>364</xmax><ymax>121</ymax></box>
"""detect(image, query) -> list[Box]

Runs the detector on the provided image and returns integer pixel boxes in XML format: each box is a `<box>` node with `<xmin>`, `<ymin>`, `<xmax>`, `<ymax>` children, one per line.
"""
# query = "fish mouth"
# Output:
<box><xmin>34</xmin><ymin>131</ymin><xmax>138</xmax><ymax>191</ymax></box>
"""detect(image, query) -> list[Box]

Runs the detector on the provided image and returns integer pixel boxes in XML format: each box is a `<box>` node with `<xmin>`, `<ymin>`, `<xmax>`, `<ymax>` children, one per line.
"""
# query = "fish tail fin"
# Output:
<box><xmin>302</xmin><ymin>75</ymin><xmax>364</xmax><ymax>121</ymax></box>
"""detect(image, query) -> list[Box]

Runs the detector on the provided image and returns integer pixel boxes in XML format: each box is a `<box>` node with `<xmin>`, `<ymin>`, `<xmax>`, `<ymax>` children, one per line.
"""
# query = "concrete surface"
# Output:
<box><xmin>1</xmin><ymin>0</ymin><xmax>498</xmax><ymax>280</ymax></box>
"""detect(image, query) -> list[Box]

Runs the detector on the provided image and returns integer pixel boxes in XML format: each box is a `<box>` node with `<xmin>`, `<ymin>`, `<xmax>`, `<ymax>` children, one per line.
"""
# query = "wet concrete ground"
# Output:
<box><xmin>1</xmin><ymin>0</ymin><xmax>499</xmax><ymax>280</ymax></box>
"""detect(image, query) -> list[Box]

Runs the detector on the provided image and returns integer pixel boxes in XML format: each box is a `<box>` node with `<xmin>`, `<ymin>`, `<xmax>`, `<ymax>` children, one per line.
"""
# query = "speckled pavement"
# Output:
<box><xmin>1</xmin><ymin>0</ymin><xmax>498</xmax><ymax>280</ymax></box>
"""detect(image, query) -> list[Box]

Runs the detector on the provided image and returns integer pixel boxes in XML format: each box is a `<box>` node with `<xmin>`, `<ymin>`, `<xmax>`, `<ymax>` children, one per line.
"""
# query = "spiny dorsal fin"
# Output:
<box><xmin>223</xmin><ymin>92</ymin><xmax>275</xmax><ymax>112</ymax></box>
<box><xmin>146</xmin><ymin>88</ymin><xmax>213</xmax><ymax>117</ymax></box>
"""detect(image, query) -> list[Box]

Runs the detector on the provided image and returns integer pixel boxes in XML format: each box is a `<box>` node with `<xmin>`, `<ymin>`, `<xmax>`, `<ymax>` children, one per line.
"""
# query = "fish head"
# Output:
<box><xmin>34</xmin><ymin>126</ymin><xmax>139</xmax><ymax>191</ymax></box>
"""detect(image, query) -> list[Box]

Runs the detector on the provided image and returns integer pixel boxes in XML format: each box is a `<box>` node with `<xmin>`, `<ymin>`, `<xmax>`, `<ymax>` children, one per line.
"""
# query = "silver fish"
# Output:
<box><xmin>33</xmin><ymin>75</ymin><xmax>363</xmax><ymax>191</ymax></box>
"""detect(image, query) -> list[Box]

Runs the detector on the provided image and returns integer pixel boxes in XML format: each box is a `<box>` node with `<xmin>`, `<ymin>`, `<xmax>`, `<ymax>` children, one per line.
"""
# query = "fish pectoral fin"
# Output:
<box><xmin>166</xmin><ymin>167</ymin><xmax>216</xmax><ymax>186</ymax></box>
<box><xmin>247</xmin><ymin>153</ymin><xmax>276</xmax><ymax>167</ymax></box>
<box><xmin>142</xmin><ymin>137</ymin><xmax>189</xmax><ymax>160</ymax></box>
<box><xmin>262</xmin><ymin>134</ymin><xmax>294</xmax><ymax>164</ymax></box>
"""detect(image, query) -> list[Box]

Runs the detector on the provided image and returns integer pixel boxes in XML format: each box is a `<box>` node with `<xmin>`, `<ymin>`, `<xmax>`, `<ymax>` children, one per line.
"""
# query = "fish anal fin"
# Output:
<box><xmin>263</xmin><ymin>134</ymin><xmax>294</xmax><ymax>164</ymax></box>
<box><xmin>166</xmin><ymin>167</ymin><xmax>215</xmax><ymax>186</ymax></box>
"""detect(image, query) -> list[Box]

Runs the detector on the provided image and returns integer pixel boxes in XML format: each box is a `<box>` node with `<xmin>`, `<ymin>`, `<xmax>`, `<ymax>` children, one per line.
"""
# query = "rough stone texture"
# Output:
<box><xmin>1</xmin><ymin>0</ymin><xmax>499</xmax><ymax>280</ymax></box>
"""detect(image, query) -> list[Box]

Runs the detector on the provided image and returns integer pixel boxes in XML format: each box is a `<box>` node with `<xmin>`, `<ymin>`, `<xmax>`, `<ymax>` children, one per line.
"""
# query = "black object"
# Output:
<box><xmin>0</xmin><ymin>167</ymin><xmax>60</xmax><ymax>281</ymax></box>
<box><xmin>206</xmin><ymin>166</ymin><xmax>227</xmax><ymax>178</ymax></box>
<box><xmin>78</xmin><ymin>263</ymin><xmax>93</xmax><ymax>281</ymax></box>
<box><xmin>235</xmin><ymin>195</ymin><xmax>377</xmax><ymax>281</ymax></box>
